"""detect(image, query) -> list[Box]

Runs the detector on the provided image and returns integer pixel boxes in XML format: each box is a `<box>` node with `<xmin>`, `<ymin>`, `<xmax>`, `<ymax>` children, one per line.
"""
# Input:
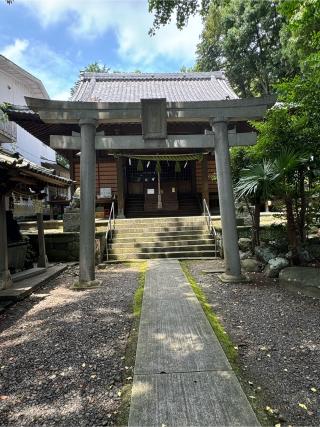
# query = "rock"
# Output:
<box><xmin>264</xmin><ymin>257</ymin><xmax>289</xmax><ymax>278</ymax></box>
<box><xmin>308</xmin><ymin>244</ymin><xmax>320</xmax><ymax>260</ymax></box>
<box><xmin>279</xmin><ymin>267</ymin><xmax>320</xmax><ymax>299</ymax></box>
<box><xmin>285</xmin><ymin>250</ymin><xmax>292</xmax><ymax>260</ymax></box>
<box><xmin>298</xmin><ymin>248</ymin><xmax>312</xmax><ymax>263</ymax></box>
<box><xmin>239</xmin><ymin>251</ymin><xmax>251</xmax><ymax>260</ymax></box>
<box><xmin>238</xmin><ymin>238</ymin><xmax>252</xmax><ymax>252</ymax></box>
<box><xmin>63</xmin><ymin>208</ymin><xmax>80</xmax><ymax>232</ymax></box>
<box><xmin>255</xmin><ymin>246</ymin><xmax>277</xmax><ymax>264</ymax></box>
<box><xmin>269</xmin><ymin>238</ymin><xmax>288</xmax><ymax>254</ymax></box>
<box><xmin>309</xmin><ymin>226</ymin><xmax>320</xmax><ymax>236</ymax></box>
<box><xmin>236</xmin><ymin>217</ymin><xmax>245</xmax><ymax>226</ymax></box>
<box><xmin>241</xmin><ymin>258</ymin><xmax>261</xmax><ymax>272</ymax></box>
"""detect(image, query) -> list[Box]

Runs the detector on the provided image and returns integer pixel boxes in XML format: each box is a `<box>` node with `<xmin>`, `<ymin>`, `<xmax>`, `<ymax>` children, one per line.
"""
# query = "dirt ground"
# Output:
<box><xmin>0</xmin><ymin>263</ymin><xmax>140</xmax><ymax>426</ymax></box>
<box><xmin>187</xmin><ymin>260</ymin><xmax>320</xmax><ymax>427</ymax></box>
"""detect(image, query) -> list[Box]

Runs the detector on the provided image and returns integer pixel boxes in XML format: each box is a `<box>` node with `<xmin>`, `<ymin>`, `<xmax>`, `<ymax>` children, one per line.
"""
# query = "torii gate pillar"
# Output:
<box><xmin>78</xmin><ymin>118</ymin><xmax>100</xmax><ymax>286</ymax></box>
<box><xmin>212</xmin><ymin>118</ymin><xmax>245</xmax><ymax>282</ymax></box>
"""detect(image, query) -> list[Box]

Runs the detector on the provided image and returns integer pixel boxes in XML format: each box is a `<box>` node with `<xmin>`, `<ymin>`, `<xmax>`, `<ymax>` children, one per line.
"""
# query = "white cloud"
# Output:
<box><xmin>0</xmin><ymin>38</ymin><xmax>78</xmax><ymax>100</ymax></box>
<box><xmin>14</xmin><ymin>0</ymin><xmax>202</xmax><ymax>69</ymax></box>
<box><xmin>1</xmin><ymin>38</ymin><xmax>30</xmax><ymax>64</ymax></box>
<box><xmin>1</xmin><ymin>1</ymin><xmax>203</xmax><ymax>100</ymax></box>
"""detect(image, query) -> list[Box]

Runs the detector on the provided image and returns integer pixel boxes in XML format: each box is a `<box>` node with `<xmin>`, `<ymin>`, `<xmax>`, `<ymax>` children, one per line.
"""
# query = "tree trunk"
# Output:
<box><xmin>285</xmin><ymin>197</ymin><xmax>300</xmax><ymax>265</ymax></box>
<box><xmin>244</xmin><ymin>197</ymin><xmax>256</xmax><ymax>248</ymax></box>
<box><xmin>298</xmin><ymin>169</ymin><xmax>307</xmax><ymax>243</ymax></box>
<box><xmin>253</xmin><ymin>202</ymin><xmax>261</xmax><ymax>247</ymax></box>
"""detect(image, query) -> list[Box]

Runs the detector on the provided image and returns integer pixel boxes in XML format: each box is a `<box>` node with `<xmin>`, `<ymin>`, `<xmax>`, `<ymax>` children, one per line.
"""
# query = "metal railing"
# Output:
<box><xmin>203</xmin><ymin>198</ymin><xmax>219</xmax><ymax>257</ymax></box>
<box><xmin>105</xmin><ymin>201</ymin><xmax>116</xmax><ymax>261</ymax></box>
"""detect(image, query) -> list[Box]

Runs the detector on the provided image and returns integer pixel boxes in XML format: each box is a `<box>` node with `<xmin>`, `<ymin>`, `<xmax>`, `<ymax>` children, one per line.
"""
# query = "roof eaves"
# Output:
<box><xmin>0</xmin><ymin>55</ymin><xmax>50</xmax><ymax>100</ymax></box>
<box><xmin>79</xmin><ymin>71</ymin><xmax>226</xmax><ymax>82</ymax></box>
<box><xmin>0</xmin><ymin>147</ymin><xmax>73</xmax><ymax>187</ymax></box>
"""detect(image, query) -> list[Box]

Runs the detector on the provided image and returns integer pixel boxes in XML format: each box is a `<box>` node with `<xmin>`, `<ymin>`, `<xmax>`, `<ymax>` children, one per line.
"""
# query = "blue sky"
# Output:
<box><xmin>0</xmin><ymin>0</ymin><xmax>203</xmax><ymax>100</ymax></box>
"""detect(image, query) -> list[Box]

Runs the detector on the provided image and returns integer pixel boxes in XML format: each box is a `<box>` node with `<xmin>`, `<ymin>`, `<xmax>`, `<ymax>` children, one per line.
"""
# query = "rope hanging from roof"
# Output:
<box><xmin>137</xmin><ymin>159</ymin><xmax>143</xmax><ymax>172</ymax></box>
<box><xmin>115</xmin><ymin>153</ymin><xmax>204</xmax><ymax>162</ymax></box>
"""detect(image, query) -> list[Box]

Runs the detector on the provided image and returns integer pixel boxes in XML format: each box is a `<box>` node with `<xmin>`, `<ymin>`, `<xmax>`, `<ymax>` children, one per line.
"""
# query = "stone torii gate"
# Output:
<box><xmin>25</xmin><ymin>96</ymin><xmax>275</xmax><ymax>286</ymax></box>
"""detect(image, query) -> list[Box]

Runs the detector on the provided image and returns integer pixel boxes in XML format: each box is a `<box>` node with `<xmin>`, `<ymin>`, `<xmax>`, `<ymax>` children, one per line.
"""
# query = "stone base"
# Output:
<box><xmin>8</xmin><ymin>241</ymin><xmax>28</xmax><ymax>271</ymax></box>
<box><xmin>63</xmin><ymin>209</ymin><xmax>80</xmax><ymax>232</ymax></box>
<box><xmin>37</xmin><ymin>255</ymin><xmax>49</xmax><ymax>269</ymax></box>
<box><xmin>218</xmin><ymin>272</ymin><xmax>249</xmax><ymax>283</ymax></box>
<box><xmin>71</xmin><ymin>279</ymin><xmax>102</xmax><ymax>290</ymax></box>
<box><xmin>0</xmin><ymin>270</ymin><xmax>13</xmax><ymax>290</ymax></box>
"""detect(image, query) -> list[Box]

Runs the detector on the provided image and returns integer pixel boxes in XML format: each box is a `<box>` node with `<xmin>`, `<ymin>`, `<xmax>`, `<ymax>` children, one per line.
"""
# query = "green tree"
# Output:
<box><xmin>148</xmin><ymin>0</ymin><xmax>210</xmax><ymax>34</ymax></box>
<box><xmin>180</xmin><ymin>65</ymin><xmax>196</xmax><ymax>72</ymax></box>
<box><xmin>196</xmin><ymin>0</ymin><xmax>296</xmax><ymax>97</ymax></box>
<box><xmin>252</xmin><ymin>0</ymin><xmax>320</xmax><ymax>246</ymax></box>
<box><xmin>235</xmin><ymin>149</ymin><xmax>308</xmax><ymax>262</ymax></box>
<box><xmin>279</xmin><ymin>0</ymin><xmax>320</xmax><ymax>64</ymax></box>
<box><xmin>84</xmin><ymin>62</ymin><xmax>110</xmax><ymax>73</ymax></box>
<box><xmin>235</xmin><ymin>160</ymin><xmax>277</xmax><ymax>247</ymax></box>
<box><xmin>148</xmin><ymin>0</ymin><xmax>297</xmax><ymax>96</ymax></box>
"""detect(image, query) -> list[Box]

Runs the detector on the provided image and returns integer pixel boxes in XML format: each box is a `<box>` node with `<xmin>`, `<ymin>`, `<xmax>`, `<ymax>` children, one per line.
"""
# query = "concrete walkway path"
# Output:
<box><xmin>128</xmin><ymin>259</ymin><xmax>259</xmax><ymax>426</ymax></box>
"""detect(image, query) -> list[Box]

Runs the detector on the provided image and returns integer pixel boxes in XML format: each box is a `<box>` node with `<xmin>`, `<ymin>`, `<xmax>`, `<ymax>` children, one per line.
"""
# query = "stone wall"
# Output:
<box><xmin>26</xmin><ymin>232</ymin><xmax>106</xmax><ymax>263</ymax></box>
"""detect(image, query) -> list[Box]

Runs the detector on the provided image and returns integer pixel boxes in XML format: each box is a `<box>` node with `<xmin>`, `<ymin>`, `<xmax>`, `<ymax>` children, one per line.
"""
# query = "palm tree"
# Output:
<box><xmin>235</xmin><ymin>148</ymin><xmax>307</xmax><ymax>261</ymax></box>
<box><xmin>234</xmin><ymin>160</ymin><xmax>277</xmax><ymax>247</ymax></box>
<box><xmin>273</xmin><ymin>148</ymin><xmax>307</xmax><ymax>263</ymax></box>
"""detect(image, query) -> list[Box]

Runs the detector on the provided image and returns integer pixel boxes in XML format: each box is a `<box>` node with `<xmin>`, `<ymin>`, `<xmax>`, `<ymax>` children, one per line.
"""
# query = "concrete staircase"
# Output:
<box><xmin>106</xmin><ymin>216</ymin><xmax>218</xmax><ymax>260</ymax></box>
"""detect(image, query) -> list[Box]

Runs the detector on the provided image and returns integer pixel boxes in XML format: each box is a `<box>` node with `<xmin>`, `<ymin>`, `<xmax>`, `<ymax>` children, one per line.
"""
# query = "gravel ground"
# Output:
<box><xmin>187</xmin><ymin>260</ymin><xmax>320</xmax><ymax>427</ymax></box>
<box><xmin>0</xmin><ymin>263</ymin><xmax>140</xmax><ymax>426</ymax></box>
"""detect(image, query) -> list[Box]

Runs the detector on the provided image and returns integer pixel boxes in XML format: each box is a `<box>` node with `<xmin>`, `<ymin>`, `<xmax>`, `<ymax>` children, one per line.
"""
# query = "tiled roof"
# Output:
<box><xmin>70</xmin><ymin>71</ymin><xmax>238</xmax><ymax>103</ymax></box>
<box><xmin>0</xmin><ymin>148</ymin><xmax>72</xmax><ymax>187</ymax></box>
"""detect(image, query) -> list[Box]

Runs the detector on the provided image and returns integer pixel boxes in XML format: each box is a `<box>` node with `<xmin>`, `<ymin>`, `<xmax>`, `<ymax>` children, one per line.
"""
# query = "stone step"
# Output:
<box><xmin>114</xmin><ymin>226</ymin><xmax>208</xmax><ymax>235</ymax></box>
<box><xmin>114</xmin><ymin>221</ymin><xmax>209</xmax><ymax>229</ymax></box>
<box><xmin>107</xmin><ymin>250</ymin><xmax>218</xmax><ymax>260</ymax></box>
<box><xmin>0</xmin><ymin>264</ymin><xmax>68</xmax><ymax>302</ymax></box>
<box><xmin>113</xmin><ymin>232</ymin><xmax>213</xmax><ymax>242</ymax></box>
<box><xmin>109</xmin><ymin>244</ymin><xmax>216</xmax><ymax>255</ymax></box>
<box><xmin>113</xmin><ymin>235</ymin><xmax>212</xmax><ymax>244</ymax></box>
<box><xmin>126</xmin><ymin>212</ymin><xmax>202</xmax><ymax>218</ymax></box>
<box><xmin>12</xmin><ymin>267</ymin><xmax>47</xmax><ymax>283</ymax></box>
<box><xmin>108</xmin><ymin>215</ymin><xmax>220</xmax><ymax>260</ymax></box>
<box><xmin>112</xmin><ymin>233</ymin><xmax>212</xmax><ymax>243</ymax></box>
<box><xmin>111</xmin><ymin>238</ymin><xmax>215</xmax><ymax>248</ymax></box>
<box><xmin>116</xmin><ymin>216</ymin><xmax>204</xmax><ymax>224</ymax></box>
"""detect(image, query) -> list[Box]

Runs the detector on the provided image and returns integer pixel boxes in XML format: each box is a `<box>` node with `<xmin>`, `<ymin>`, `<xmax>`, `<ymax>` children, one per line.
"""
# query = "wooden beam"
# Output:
<box><xmin>50</xmin><ymin>132</ymin><xmax>257</xmax><ymax>151</ymax></box>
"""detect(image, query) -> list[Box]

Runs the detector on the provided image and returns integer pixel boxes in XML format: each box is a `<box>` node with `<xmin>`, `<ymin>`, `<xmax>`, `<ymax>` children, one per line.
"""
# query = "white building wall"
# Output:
<box><xmin>0</xmin><ymin>68</ymin><xmax>56</xmax><ymax>165</ymax></box>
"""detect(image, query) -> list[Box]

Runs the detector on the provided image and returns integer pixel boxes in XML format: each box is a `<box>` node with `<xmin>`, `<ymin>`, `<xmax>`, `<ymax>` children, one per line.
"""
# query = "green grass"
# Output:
<box><xmin>180</xmin><ymin>260</ymin><xmax>238</xmax><ymax>367</ymax></box>
<box><xmin>180</xmin><ymin>260</ymin><xmax>275</xmax><ymax>426</ymax></box>
<box><xmin>115</xmin><ymin>261</ymin><xmax>147</xmax><ymax>426</ymax></box>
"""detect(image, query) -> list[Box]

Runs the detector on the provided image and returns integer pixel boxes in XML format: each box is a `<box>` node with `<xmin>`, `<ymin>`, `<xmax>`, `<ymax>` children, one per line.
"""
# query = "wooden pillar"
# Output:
<box><xmin>37</xmin><ymin>212</ymin><xmax>48</xmax><ymax>268</ymax></box>
<box><xmin>0</xmin><ymin>194</ymin><xmax>13</xmax><ymax>290</ymax></box>
<box><xmin>202</xmin><ymin>154</ymin><xmax>209</xmax><ymax>207</ymax></box>
<box><xmin>68</xmin><ymin>152</ymin><xmax>76</xmax><ymax>196</ymax></box>
<box><xmin>191</xmin><ymin>161</ymin><xmax>197</xmax><ymax>193</ymax></box>
<box><xmin>116</xmin><ymin>157</ymin><xmax>125</xmax><ymax>218</ymax></box>
<box><xmin>49</xmin><ymin>204</ymin><xmax>54</xmax><ymax>220</ymax></box>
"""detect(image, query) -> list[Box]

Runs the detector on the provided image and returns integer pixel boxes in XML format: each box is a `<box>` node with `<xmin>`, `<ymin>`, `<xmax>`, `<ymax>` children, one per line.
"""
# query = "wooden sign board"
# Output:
<box><xmin>141</xmin><ymin>98</ymin><xmax>167</xmax><ymax>140</ymax></box>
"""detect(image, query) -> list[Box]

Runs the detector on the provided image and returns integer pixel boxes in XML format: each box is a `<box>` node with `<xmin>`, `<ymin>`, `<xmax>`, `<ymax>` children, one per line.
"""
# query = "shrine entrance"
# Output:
<box><xmin>124</xmin><ymin>154</ymin><xmax>202</xmax><ymax>217</ymax></box>
<box><xmin>7</xmin><ymin>92</ymin><xmax>275</xmax><ymax>283</ymax></box>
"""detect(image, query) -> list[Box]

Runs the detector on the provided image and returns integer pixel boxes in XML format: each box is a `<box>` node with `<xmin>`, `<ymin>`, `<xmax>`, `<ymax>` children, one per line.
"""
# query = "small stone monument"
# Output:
<box><xmin>63</xmin><ymin>187</ymin><xmax>81</xmax><ymax>232</ymax></box>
